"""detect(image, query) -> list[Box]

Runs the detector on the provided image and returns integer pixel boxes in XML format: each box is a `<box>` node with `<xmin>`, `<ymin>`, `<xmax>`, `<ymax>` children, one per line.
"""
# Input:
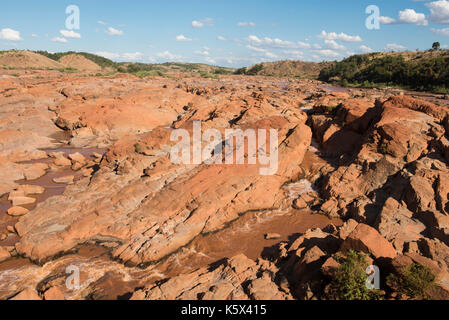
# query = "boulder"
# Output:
<box><xmin>0</xmin><ymin>246</ymin><xmax>11</xmax><ymax>262</ymax></box>
<box><xmin>11</xmin><ymin>196</ymin><xmax>36</xmax><ymax>206</ymax></box>
<box><xmin>53</xmin><ymin>175</ymin><xmax>74</xmax><ymax>184</ymax></box>
<box><xmin>7</xmin><ymin>206</ymin><xmax>30</xmax><ymax>217</ymax></box>
<box><xmin>9</xmin><ymin>288</ymin><xmax>41</xmax><ymax>300</ymax></box>
<box><xmin>375</xmin><ymin>198</ymin><xmax>426</xmax><ymax>252</ymax></box>
<box><xmin>341</xmin><ymin>224</ymin><xmax>397</xmax><ymax>259</ymax></box>
<box><xmin>17</xmin><ymin>184</ymin><xmax>45</xmax><ymax>195</ymax></box>
<box><xmin>23</xmin><ymin>163</ymin><xmax>48</xmax><ymax>180</ymax></box>
<box><xmin>43</xmin><ymin>287</ymin><xmax>65</xmax><ymax>300</ymax></box>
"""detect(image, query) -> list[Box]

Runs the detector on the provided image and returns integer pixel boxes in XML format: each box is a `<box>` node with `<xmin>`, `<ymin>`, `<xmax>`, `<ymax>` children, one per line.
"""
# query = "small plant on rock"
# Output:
<box><xmin>134</xmin><ymin>143</ymin><xmax>143</xmax><ymax>154</ymax></box>
<box><xmin>327</xmin><ymin>250</ymin><xmax>383</xmax><ymax>300</ymax></box>
<box><xmin>387</xmin><ymin>263</ymin><xmax>436</xmax><ymax>300</ymax></box>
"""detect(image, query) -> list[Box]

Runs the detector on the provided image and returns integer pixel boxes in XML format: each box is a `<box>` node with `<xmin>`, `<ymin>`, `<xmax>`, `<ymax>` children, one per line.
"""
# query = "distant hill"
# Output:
<box><xmin>236</xmin><ymin>60</ymin><xmax>334</xmax><ymax>78</ymax></box>
<box><xmin>0</xmin><ymin>50</ymin><xmax>64</xmax><ymax>69</ymax></box>
<box><xmin>35</xmin><ymin>51</ymin><xmax>117</xmax><ymax>70</ymax></box>
<box><xmin>59</xmin><ymin>54</ymin><xmax>102</xmax><ymax>72</ymax></box>
<box><xmin>319</xmin><ymin>50</ymin><xmax>449</xmax><ymax>93</ymax></box>
<box><xmin>116</xmin><ymin>62</ymin><xmax>235</xmax><ymax>78</ymax></box>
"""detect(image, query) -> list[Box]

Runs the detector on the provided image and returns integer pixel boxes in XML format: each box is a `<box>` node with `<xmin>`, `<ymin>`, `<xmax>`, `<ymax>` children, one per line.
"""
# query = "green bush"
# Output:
<box><xmin>134</xmin><ymin>143</ymin><xmax>143</xmax><ymax>154</ymax></box>
<box><xmin>319</xmin><ymin>51</ymin><xmax>449</xmax><ymax>92</ymax></box>
<box><xmin>387</xmin><ymin>263</ymin><xmax>436</xmax><ymax>299</ymax></box>
<box><xmin>234</xmin><ymin>67</ymin><xmax>247</xmax><ymax>75</ymax></box>
<box><xmin>199</xmin><ymin>71</ymin><xmax>219</xmax><ymax>79</ymax></box>
<box><xmin>56</xmin><ymin>67</ymin><xmax>78</xmax><ymax>73</ymax></box>
<box><xmin>245</xmin><ymin>63</ymin><xmax>264</xmax><ymax>75</ymax></box>
<box><xmin>132</xmin><ymin>70</ymin><xmax>165</xmax><ymax>78</ymax></box>
<box><xmin>378</xmin><ymin>143</ymin><xmax>388</xmax><ymax>155</ymax></box>
<box><xmin>328</xmin><ymin>250</ymin><xmax>383</xmax><ymax>300</ymax></box>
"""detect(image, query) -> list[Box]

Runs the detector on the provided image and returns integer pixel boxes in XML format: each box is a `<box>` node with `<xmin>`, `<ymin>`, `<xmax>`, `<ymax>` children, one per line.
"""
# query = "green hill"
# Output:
<box><xmin>35</xmin><ymin>51</ymin><xmax>117</xmax><ymax>69</ymax></box>
<box><xmin>319</xmin><ymin>50</ymin><xmax>449</xmax><ymax>93</ymax></box>
<box><xmin>235</xmin><ymin>60</ymin><xmax>333</xmax><ymax>78</ymax></box>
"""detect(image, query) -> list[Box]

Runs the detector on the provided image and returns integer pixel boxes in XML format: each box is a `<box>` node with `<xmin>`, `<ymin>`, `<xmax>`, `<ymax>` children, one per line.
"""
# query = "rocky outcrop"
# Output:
<box><xmin>2</xmin><ymin>71</ymin><xmax>449</xmax><ymax>300</ymax></box>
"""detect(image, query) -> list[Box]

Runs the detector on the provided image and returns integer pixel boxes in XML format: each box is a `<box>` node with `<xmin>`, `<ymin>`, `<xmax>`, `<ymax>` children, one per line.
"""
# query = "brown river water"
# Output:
<box><xmin>0</xmin><ymin>146</ymin><xmax>341</xmax><ymax>299</ymax></box>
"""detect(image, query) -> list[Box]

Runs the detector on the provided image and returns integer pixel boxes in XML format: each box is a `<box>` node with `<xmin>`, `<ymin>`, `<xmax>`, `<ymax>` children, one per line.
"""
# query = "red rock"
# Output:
<box><xmin>9</xmin><ymin>288</ymin><xmax>41</xmax><ymax>300</ymax></box>
<box><xmin>321</xmin><ymin>257</ymin><xmax>340</xmax><ymax>278</ymax></box>
<box><xmin>43</xmin><ymin>287</ymin><xmax>65</xmax><ymax>300</ymax></box>
<box><xmin>17</xmin><ymin>185</ymin><xmax>45</xmax><ymax>195</ymax></box>
<box><xmin>338</xmin><ymin>219</ymin><xmax>359</xmax><ymax>240</ymax></box>
<box><xmin>7</xmin><ymin>206</ymin><xmax>29</xmax><ymax>216</ymax></box>
<box><xmin>23</xmin><ymin>163</ymin><xmax>48</xmax><ymax>180</ymax></box>
<box><xmin>68</xmin><ymin>152</ymin><xmax>86</xmax><ymax>164</ymax></box>
<box><xmin>53</xmin><ymin>175</ymin><xmax>74</xmax><ymax>184</ymax></box>
<box><xmin>341</xmin><ymin>224</ymin><xmax>397</xmax><ymax>259</ymax></box>
<box><xmin>265</xmin><ymin>233</ymin><xmax>281</xmax><ymax>240</ymax></box>
<box><xmin>375</xmin><ymin>198</ymin><xmax>426</xmax><ymax>252</ymax></box>
<box><xmin>11</xmin><ymin>196</ymin><xmax>36</xmax><ymax>206</ymax></box>
<box><xmin>0</xmin><ymin>246</ymin><xmax>11</xmax><ymax>262</ymax></box>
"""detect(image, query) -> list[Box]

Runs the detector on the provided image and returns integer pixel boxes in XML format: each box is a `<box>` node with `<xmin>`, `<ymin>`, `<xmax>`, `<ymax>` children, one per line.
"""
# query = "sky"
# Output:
<box><xmin>1</xmin><ymin>0</ymin><xmax>449</xmax><ymax>67</ymax></box>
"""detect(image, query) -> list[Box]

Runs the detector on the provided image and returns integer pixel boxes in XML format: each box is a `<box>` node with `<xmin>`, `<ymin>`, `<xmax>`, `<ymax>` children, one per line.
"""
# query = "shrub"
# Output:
<box><xmin>58</xmin><ymin>67</ymin><xmax>78</xmax><ymax>73</ymax></box>
<box><xmin>387</xmin><ymin>263</ymin><xmax>436</xmax><ymax>299</ymax></box>
<box><xmin>378</xmin><ymin>143</ymin><xmax>388</xmax><ymax>155</ymax></box>
<box><xmin>199</xmin><ymin>71</ymin><xmax>219</xmax><ymax>79</ymax></box>
<box><xmin>328</xmin><ymin>250</ymin><xmax>383</xmax><ymax>300</ymax></box>
<box><xmin>134</xmin><ymin>143</ymin><xmax>143</xmax><ymax>154</ymax></box>
<box><xmin>245</xmin><ymin>63</ymin><xmax>264</xmax><ymax>75</ymax></box>
<box><xmin>133</xmin><ymin>70</ymin><xmax>165</xmax><ymax>78</ymax></box>
<box><xmin>234</xmin><ymin>67</ymin><xmax>247</xmax><ymax>75</ymax></box>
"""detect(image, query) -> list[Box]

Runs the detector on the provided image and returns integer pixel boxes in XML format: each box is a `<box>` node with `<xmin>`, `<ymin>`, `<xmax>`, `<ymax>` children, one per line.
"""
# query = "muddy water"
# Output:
<box><xmin>0</xmin><ymin>147</ymin><xmax>107</xmax><ymax>247</ymax></box>
<box><xmin>0</xmin><ymin>145</ymin><xmax>342</xmax><ymax>299</ymax></box>
<box><xmin>156</xmin><ymin>208</ymin><xmax>341</xmax><ymax>278</ymax></box>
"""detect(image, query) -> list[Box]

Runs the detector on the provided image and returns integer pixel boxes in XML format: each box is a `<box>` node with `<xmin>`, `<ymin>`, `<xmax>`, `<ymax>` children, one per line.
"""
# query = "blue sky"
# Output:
<box><xmin>1</xmin><ymin>0</ymin><xmax>449</xmax><ymax>67</ymax></box>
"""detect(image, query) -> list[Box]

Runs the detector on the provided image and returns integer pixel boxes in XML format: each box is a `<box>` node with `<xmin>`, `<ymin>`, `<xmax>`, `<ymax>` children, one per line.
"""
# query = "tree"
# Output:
<box><xmin>432</xmin><ymin>42</ymin><xmax>441</xmax><ymax>51</ymax></box>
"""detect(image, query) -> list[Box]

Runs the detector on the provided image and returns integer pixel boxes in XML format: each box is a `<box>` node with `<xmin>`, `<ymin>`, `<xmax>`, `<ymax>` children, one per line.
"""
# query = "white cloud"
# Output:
<box><xmin>94</xmin><ymin>51</ymin><xmax>154</xmax><ymax>62</ymax></box>
<box><xmin>98</xmin><ymin>21</ymin><xmax>107</xmax><ymax>25</ymax></box>
<box><xmin>237</xmin><ymin>22</ymin><xmax>256</xmax><ymax>27</ymax></box>
<box><xmin>0</xmin><ymin>28</ymin><xmax>22</xmax><ymax>41</ymax></box>
<box><xmin>246</xmin><ymin>45</ymin><xmax>266</xmax><ymax>53</ymax></box>
<box><xmin>360</xmin><ymin>45</ymin><xmax>373</xmax><ymax>53</ymax></box>
<box><xmin>105</xmin><ymin>27</ymin><xmax>123</xmax><ymax>36</ymax></box>
<box><xmin>314</xmin><ymin>49</ymin><xmax>341</xmax><ymax>58</ymax></box>
<box><xmin>398</xmin><ymin>9</ymin><xmax>428</xmax><ymax>26</ymax></box>
<box><xmin>427</xmin><ymin>0</ymin><xmax>449</xmax><ymax>24</ymax></box>
<box><xmin>264</xmin><ymin>51</ymin><xmax>278</xmax><ymax>59</ymax></box>
<box><xmin>156</xmin><ymin>51</ymin><xmax>179</xmax><ymax>60</ymax></box>
<box><xmin>282</xmin><ymin>50</ymin><xmax>304</xmax><ymax>59</ymax></box>
<box><xmin>217</xmin><ymin>36</ymin><xmax>226</xmax><ymax>41</ymax></box>
<box><xmin>192</xmin><ymin>18</ymin><xmax>213</xmax><ymax>28</ymax></box>
<box><xmin>195</xmin><ymin>50</ymin><xmax>210</xmax><ymax>56</ymax></box>
<box><xmin>192</xmin><ymin>21</ymin><xmax>204</xmax><ymax>28</ymax></box>
<box><xmin>324</xmin><ymin>39</ymin><xmax>346</xmax><ymax>50</ymax></box>
<box><xmin>246</xmin><ymin>44</ymin><xmax>277</xmax><ymax>59</ymax></box>
<box><xmin>432</xmin><ymin>27</ymin><xmax>449</xmax><ymax>37</ymax></box>
<box><xmin>205</xmin><ymin>57</ymin><xmax>216</xmax><ymax>64</ymax></box>
<box><xmin>318</xmin><ymin>30</ymin><xmax>362</xmax><ymax>42</ymax></box>
<box><xmin>385</xmin><ymin>43</ymin><xmax>407</xmax><ymax>51</ymax></box>
<box><xmin>95</xmin><ymin>51</ymin><xmax>121</xmax><ymax>60</ymax></box>
<box><xmin>247</xmin><ymin>35</ymin><xmax>310</xmax><ymax>49</ymax></box>
<box><xmin>380</xmin><ymin>16</ymin><xmax>397</xmax><ymax>25</ymax></box>
<box><xmin>122</xmin><ymin>52</ymin><xmax>145</xmax><ymax>61</ymax></box>
<box><xmin>51</xmin><ymin>37</ymin><xmax>68</xmax><ymax>43</ymax></box>
<box><xmin>176</xmin><ymin>34</ymin><xmax>192</xmax><ymax>42</ymax></box>
<box><xmin>31</xmin><ymin>34</ymin><xmax>38</xmax><ymax>38</ymax></box>
<box><xmin>60</xmin><ymin>30</ymin><xmax>81</xmax><ymax>38</ymax></box>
